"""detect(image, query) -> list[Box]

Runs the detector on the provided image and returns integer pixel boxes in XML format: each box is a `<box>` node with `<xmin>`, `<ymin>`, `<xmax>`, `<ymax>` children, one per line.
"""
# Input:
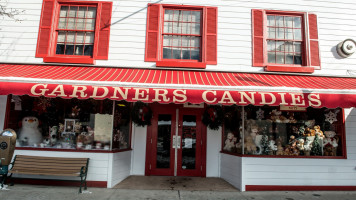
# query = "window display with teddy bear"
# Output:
<box><xmin>222</xmin><ymin>105</ymin><xmax>344</xmax><ymax>158</ymax></box>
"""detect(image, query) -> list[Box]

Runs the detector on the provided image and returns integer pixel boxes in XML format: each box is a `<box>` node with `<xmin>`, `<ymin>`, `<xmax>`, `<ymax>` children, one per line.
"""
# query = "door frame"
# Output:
<box><xmin>145</xmin><ymin>103</ymin><xmax>207</xmax><ymax>177</ymax></box>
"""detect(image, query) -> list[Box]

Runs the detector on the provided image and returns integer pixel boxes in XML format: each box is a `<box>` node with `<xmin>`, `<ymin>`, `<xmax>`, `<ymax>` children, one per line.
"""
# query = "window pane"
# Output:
<box><xmin>191</xmin><ymin>11</ymin><xmax>201</xmax><ymax>23</ymax></box>
<box><xmin>172</xmin><ymin>22</ymin><xmax>181</xmax><ymax>34</ymax></box>
<box><xmin>294</xmin><ymin>17</ymin><xmax>301</xmax><ymax>28</ymax></box>
<box><xmin>294</xmin><ymin>29</ymin><xmax>302</xmax><ymax>40</ymax></box>
<box><xmin>191</xmin><ymin>37</ymin><xmax>200</xmax><ymax>48</ymax></box>
<box><xmin>65</xmin><ymin>45</ymin><xmax>74</xmax><ymax>55</ymax></box>
<box><xmin>87</xmin><ymin>7</ymin><xmax>97</xmax><ymax>18</ymax></box>
<box><xmin>69</xmin><ymin>6</ymin><xmax>78</xmax><ymax>17</ymax></box>
<box><xmin>58</xmin><ymin>18</ymin><xmax>67</xmax><ymax>29</ymax></box>
<box><xmin>163</xmin><ymin>47</ymin><xmax>172</xmax><ymax>59</ymax></box>
<box><xmin>277</xmin><ymin>28</ymin><xmax>285</xmax><ymax>39</ymax></box>
<box><xmin>172</xmin><ymin>35</ymin><xmax>180</xmax><ymax>47</ymax></box>
<box><xmin>268</xmin><ymin>52</ymin><xmax>276</xmax><ymax>63</ymax></box>
<box><xmin>60</xmin><ymin>6</ymin><xmax>68</xmax><ymax>17</ymax></box>
<box><xmin>276</xmin><ymin>41</ymin><xmax>284</xmax><ymax>51</ymax></box>
<box><xmin>182</xmin><ymin>11</ymin><xmax>191</xmax><ymax>22</ymax></box>
<box><xmin>75</xmin><ymin>45</ymin><xmax>84</xmax><ymax>55</ymax></box>
<box><xmin>276</xmin><ymin>52</ymin><xmax>284</xmax><ymax>64</ymax></box>
<box><xmin>285</xmin><ymin>42</ymin><xmax>293</xmax><ymax>52</ymax></box>
<box><xmin>294</xmin><ymin>54</ymin><xmax>302</xmax><ymax>64</ymax></box>
<box><xmin>85</xmin><ymin>32</ymin><xmax>94</xmax><ymax>43</ymax></box>
<box><xmin>76</xmin><ymin>32</ymin><xmax>84</xmax><ymax>43</ymax></box>
<box><xmin>67</xmin><ymin>18</ymin><xmax>76</xmax><ymax>29</ymax></box>
<box><xmin>66</xmin><ymin>32</ymin><xmax>75</xmax><ymax>43</ymax></box>
<box><xmin>182</xmin><ymin>36</ymin><xmax>189</xmax><ymax>47</ymax></box>
<box><xmin>164</xmin><ymin>9</ymin><xmax>173</xmax><ymax>21</ymax></box>
<box><xmin>191</xmin><ymin>49</ymin><xmax>200</xmax><ymax>60</ymax></box>
<box><xmin>76</xmin><ymin>18</ymin><xmax>85</xmax><ymax>30</ymax></box>
<box><xmin>276</xmin><ymin>16</ymin><xmax>284</xmax><ymax>27</ymax></box>
<box><xmin>192</xmin><ymin>23</ymin><xmax>200</xmax><ymax>35</ymax></box>
<box><xmin>268</xmin><ymin>27</ymin><xmax>275</xmax><ymax>39</ymax></box>
<box><xmin>57</xmin><ymin>32</ymin><xmax>66</xmax><ymax>43</ymax></box>
<box><xmin>286</xmin><ymin>28</ymin><xmax>293</xmax><ymax>40</ymax></box>
<box><xmin>85</xmin><ymin>19</ymin><xmax>95</xmax><ymax>30</ymax></box>
<box><xmin>285</xmin><ymin>17</ymin><xmax>293</xmax><ymax>28</ymax></box>
<box><xmin>164</xmin><ymin>22</ymin><xmax>172</xmax><ymax>33</ymax></box>
<box><xmin>267</xmin><ymin>40</ymin><xmax>275</xmax><ymax>51</ymax></box>
<box><xmin>267</xmin><ymin>15</ymin><xmax>275</xmax><ymax>26</ymax></box>
<box><xmin>163</xmin><ymin>35</ymin><xmax>172</xmax><ymax>46</ymax></box>
<box><xmin>56</xmin><ymin>44</ymin><xmax>65</xmax><ymax>54</ymax></box>
<box><xmin>286</xmin><ymin>53</ymin><xmax>294</xmax><ymax>64</ymax></box>
<box><xmin>84</xmin><ymin>45</ymin><xmax>93</xmax><ymax>56</ymax></box>
<box><xmin>173</xmin><ymin>10</ymin><xmax>182</xmax><ymax>21</ymax></box>
<box><xmin>172</xmin><ymin>48</ymin><xmax>181</xmax><ymax>59</ymax></box>
<box><xmin>77</xmin><ymin>7</ymin><xmax>86</xmax><ymax>18</ymax></box>
<box><xmin>181</xmin><ymin>22</ymin><xmax>190</xmax><ymax>34</ymax></box>
<box><xmin>182</xmin><ymin>48</ymin><xmax>190</xmax><ymax>59</ymax></box>
<box><xmin>294</xmin><ymin>42</ymin><xmax>301</xmax><ymax>53</ymax></box>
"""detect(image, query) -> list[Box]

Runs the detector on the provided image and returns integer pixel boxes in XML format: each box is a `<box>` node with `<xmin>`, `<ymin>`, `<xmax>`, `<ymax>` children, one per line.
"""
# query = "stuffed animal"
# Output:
<box><xmin>268</xmin><ymin>139</ymin><xmax>277</xmax><ymax>152</ymax></box>
<box><xmin>275</xmin><ymin>138</ymin><xmax>284</xmax><ymax>156</ymax></box>
<box><xmin>323</xmin><ymin>131</ymin><xmax>339</xmax><ymax>156</ymax></box>
<box><xmin>50</xmin><ymin>126</ymin><xmax>58</xmax><ymax>145</ymax></box>
<box><xmin>314</xmin><ymin>125</ymin><xmax>324</xmax><ymax>138</ymax></box>
<box><xmin>303</xmin><ymin>127</ymin><xmax>316</xmax><ymax>137</ymax></box>
<box><xmin>18</xmin><ymin>116</ymin><xmax>43</xmax><ymax>147</ymax></box>
<box><xmin>269</xmin><ymin>109</ymin><xmax>287</xmax><ymax>123</ymax></box>
<box><xmin>297</xmin><ymin>138</ymin><xmax>305</xmax><ymax>151</ymax></box>
<box><xmin>74</xmin><ymin>122</ymin><xmax>82</xmax><ymax>134</ymax></box>
<box><xmin>244</xmin><ymin>135</ymin><xmax>256</xmax><ymax>154</ymax></box>
<box><xmin>304</xmin><ymin>136</ymin><xmax>314</xmax><ymax>156</ymax></box>
<box><xmin>223</xmin><ymin>132</ymin><xmax>235</xmax><ymax>152</ymax></box>
<box><xmin>58</xmin><ymin>123</ymin><xmax>64</xmax><ymax>133</ymax></box>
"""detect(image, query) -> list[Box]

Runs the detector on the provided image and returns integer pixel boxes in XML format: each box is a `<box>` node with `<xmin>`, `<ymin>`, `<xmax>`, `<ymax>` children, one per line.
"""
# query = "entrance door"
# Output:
<box><xmin>145</xmin><ymin>104</ymin><xmax>206</xmax><ymax>177</ymax></box>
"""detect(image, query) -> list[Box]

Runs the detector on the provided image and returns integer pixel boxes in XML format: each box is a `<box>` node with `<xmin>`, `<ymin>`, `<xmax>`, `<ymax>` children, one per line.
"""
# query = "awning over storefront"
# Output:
<box><xmin>1</xmin><ymin>64</ymin><xmax>356</xmax><ymax>108</ymax></box>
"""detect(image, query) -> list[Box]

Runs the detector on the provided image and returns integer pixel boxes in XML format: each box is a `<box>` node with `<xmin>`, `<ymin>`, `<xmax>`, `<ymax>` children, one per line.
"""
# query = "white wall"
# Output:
<box><xmin>107</xmin><ymin>150</ymin><xmax>131</xmax><ymax>188</ymax></box>
<box><xmin>1</xmin><ymin>0</ymin><xmax>356</xmax><ymax>76</ymax></box>
<box><xmin>0</xmin><ymin>95</ymin><xmax>7</xmax><ymax>131</ymax></box>
<box><xmin>130</xmin><ymin>124</ymin><xmax>147</xmax><ymax>175</ymax></box>
<box><xmin>220</xmin><ymin>153</ymin><xmax>242</xmax><ymax>191</ymax></box>
<box><xmin>206</xmin><ymin>127</ymin><xmax>221</xmax><ymax>177</ymax></box>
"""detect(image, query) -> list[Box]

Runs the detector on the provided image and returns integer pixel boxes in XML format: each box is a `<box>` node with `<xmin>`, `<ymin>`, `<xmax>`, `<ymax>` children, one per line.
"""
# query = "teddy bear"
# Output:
<box><xmin>314</xmin><ymin>125</ymin><xmax>324</xmax><ymax>138</ymax></box>
<box><xmin>244</xmin><ymin>135</ymin><xmax>256</xmax><ymax>154</ymax></box>
<box><xmin>296</xmin><ymin>138</ymin><xmax>305</xmax><ymax>151</ymax></box>
<box><xmin>323</xmin><ymin>131</ymin><xmax>339</xmax><ymax>156</ymax></box>
<box><xmin>269</xmin><ymin>109</ymin><xmax>287</xmax><ymax>123</ymax></box>
<box><xmin>223</xmin><ymin>132</ymin><xmax>235</xmax><ymax>152</ymax></box>
<box><xmin>303</xmin><ymin>127</ymin><xmax>315</xmax><ymax>137</ymax></box>
<box><xmin>275</xmin><ymin>138</ymin><xmax>284</xmax><ymax>156</ymax></box>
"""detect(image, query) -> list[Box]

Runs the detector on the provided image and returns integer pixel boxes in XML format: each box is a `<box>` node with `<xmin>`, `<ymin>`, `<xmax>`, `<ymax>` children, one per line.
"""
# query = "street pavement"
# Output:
<box><xmin>1</xmin><ymin>184</ymin><xmax>356</xmax><ymax>200</ymax></box>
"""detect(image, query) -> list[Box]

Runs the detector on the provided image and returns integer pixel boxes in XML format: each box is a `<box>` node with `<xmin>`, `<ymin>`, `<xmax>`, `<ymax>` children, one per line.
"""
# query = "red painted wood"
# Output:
<box><xmin>15</xmin><ymin>147</ymin><xmax>132</xmax><ymax>153</ymax></box>
<box><xmin>220</xmin><ymin>152</ymin><xmax>347</xmax><ymax>159</ymax></box>
<box><xmin>252</xmin><ymin>9</ymin><xmax>264</xmax><ymax>67</ymax></box>
<box><xmin>309</xmin><ymin>14</ymin><xmax>321</xmax><ymax>69</ymax></box>
<box><xmin>96</xmin><ymin>2</ymin><xmax>112</xmax><ymax>60</ymax></box>
<box><xmin>10</xmin><ymin>178</ymin><xmax>107</xmax><ymax>188</ymax></box>
<box><xmin>265</xmin><ymin>65</ymin><xmax>315</xmax><ymax>73</ymax></box>
<box><xmin>145</xmin><ymin>4</ymin><xmax>161</xmax><ymax>62</ymax></box>
<box><xmin>205</xmin><ymin>7</ymin><xmax>218</xmax><ymax>65</ymax></box>
<box><xmin>156</xmin><ymin>61</ymin><xmax>206</xmax><ymax>69</ymax></box>
<box><xmin>43</xmin><ymin>56</ymin><xmax>95</xmax><ymax>64</ymax></box>
<box><xmin>246</xmin><ymin>185</ymin><xmax>356</xmax><ymax>191</ymax></box>
<box><xmin>36</xmin><ymin>0</ymin><xmax>55</xmax><ymax>58</ymax></box>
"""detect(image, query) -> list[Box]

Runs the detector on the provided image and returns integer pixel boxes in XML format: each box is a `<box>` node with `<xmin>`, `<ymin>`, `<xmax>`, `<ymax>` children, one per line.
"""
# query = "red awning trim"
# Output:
<box><xmin>1</xmin><ymin>64</ymin><xmax>356</xmax><ymax>108</ymax></box>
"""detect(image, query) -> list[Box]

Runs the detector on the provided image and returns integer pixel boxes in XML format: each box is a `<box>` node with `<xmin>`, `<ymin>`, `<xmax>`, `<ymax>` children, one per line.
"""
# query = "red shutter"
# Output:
<box><xmin>252</xmin><ymin>9</ymin><xmax>265</xmax><ymax>67</ymax></box>
<box><xmin>95</xmin><ymin>2</ymin><xmax>112</xmax><ymax>60</ymax></box>
<box><xmin>36</xmin><ymin>0</ymin><xmax>55</xmax><ymax>58</ymax></box>
<box><xmin>205</xmin><ymin>7</ymin><xmax>218</xmax><ymax>65</ymax></box>
<box><xmin>308</xmin><ymin>13</ymin><xmax>321</xmax><ymax>69</ymax></box>
<box><xmin>145</xmin><ymin>4</ymin><xmax>161</xmax><ymax>62</ymax></box>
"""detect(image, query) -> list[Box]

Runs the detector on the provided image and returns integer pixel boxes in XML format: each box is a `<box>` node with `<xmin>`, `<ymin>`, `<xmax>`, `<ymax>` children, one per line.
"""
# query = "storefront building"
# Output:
<box><xmin>0</xmin><ymin>0</ymin><xmax>356</xmax><ymax>191</ymax></box>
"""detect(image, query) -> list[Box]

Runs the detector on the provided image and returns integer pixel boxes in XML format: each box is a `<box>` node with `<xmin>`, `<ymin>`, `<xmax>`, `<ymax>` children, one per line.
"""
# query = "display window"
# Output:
<box><xmin>6</xmin><ymin>95</ymin><xmax>131</xmax><ymax>151</ymax></box>
<box><xmin>222</xmin><ymin>105</ymin><xmax>345</xmax><ymax>158</ymax></box>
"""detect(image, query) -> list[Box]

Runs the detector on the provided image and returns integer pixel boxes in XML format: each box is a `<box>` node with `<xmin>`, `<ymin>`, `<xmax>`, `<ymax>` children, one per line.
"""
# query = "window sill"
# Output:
<box><xmin>156</xmin><ymin>61</ymin><xmax>206</xmax><ymax>69</ymax></box>
<box><xmin>265</xmin><ymin>65</ymin><xmax>315</xmax><ymax>73</ymax></box>
<box><xmin>220</xmin><ymin>151</ymin><xmax>346</xmax><ymax>159</ymax></box>
<box><xmin>15</xmin><ymin>147</ymin><xmax>132</xmax><ymax>153</ymax></box>
<box><xmin>43</xmin><ymin>56</ymin><xmax>95</xmax><ymax>65</ymax></box>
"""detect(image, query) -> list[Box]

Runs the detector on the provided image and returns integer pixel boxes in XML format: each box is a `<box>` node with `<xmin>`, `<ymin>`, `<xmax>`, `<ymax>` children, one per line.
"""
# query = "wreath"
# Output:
<box><xmin>202</xmin><ymin>105</ymin><xmax>223</xmax><ymax>130</ymax></box>
<box><xmin>131</xmin><ymin>101</ymin><xmax>152</xmax><ymax>127</ymax></box>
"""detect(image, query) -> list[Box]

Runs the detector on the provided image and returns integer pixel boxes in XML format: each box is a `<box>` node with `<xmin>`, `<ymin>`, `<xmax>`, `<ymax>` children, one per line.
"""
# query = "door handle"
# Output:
<box><xmin>172</xmin><ymin>135</ymin><xmax>177</xmax><ymax>149</ymax></box>
<box><xmin>177</xmin><ymin>136</ymin><xmax>181</xmax><ymax>149</ymax></box>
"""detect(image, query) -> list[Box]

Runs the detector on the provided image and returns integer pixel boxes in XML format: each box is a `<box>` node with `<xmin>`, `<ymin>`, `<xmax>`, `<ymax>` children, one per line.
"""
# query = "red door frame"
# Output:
<box><xmin>145</xmin><ymin>103</ymin><xmax>207</xmax><ymax>177</ymax></box>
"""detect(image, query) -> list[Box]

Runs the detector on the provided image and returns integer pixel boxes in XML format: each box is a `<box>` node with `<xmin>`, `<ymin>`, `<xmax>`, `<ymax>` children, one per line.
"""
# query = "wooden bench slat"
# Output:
<box><xmin>16</xmin><ymin>155</ymin><xmax>88</xmax><ymax>160</ymax></box>
<box><xmin>11</xmin><ymin>166</ymin><xmax>84</xmax><ymax>171</ymax></box>
<box><xmin>14</xmin><ymin>160</ymin><xmax>88</xmax><ymax>166</ymax></box>
<box><xmin>9</xmin><ymin>170</ymin><xmax>80</xmax><ymax>177</ymax></box>
<box><xmin>16</xmin><ymin>156</ymin><xmax>88</xmax><ymax>162</ymax></box>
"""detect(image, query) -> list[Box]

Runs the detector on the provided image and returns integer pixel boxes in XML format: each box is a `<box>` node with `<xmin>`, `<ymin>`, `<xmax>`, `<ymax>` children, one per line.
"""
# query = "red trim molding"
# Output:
<box><xmin>265</xmin><ymin>65</ymin><xmax>315</xmax><ymax>73</ymax></box>
<box><xmin>15</xmin><ymin>147</ymin><xmax>132</xmax><ymax>153</ymax></box>
<box><xmin>220</xmin><ymin>152</ymin><xmax>347</xmax><ymax>159</ymax></box>
<box><xmin>156</xmin><ymin>61</ymin><xmax>207</xmax><ymax>69</ymax></box>
<box><xmin>10</xmin><ymin>178</ymin><xmax>107</xmax><ymax>188</ymax></box>
<box><xmin>246</xmin><ymin>185</ymin><xmax>356</xmax><ymax>191</ymax></box>
<box><xmin>44</xmin><ymin>56</ymin><xmax>95</xmax><ymax>64</ymax></box>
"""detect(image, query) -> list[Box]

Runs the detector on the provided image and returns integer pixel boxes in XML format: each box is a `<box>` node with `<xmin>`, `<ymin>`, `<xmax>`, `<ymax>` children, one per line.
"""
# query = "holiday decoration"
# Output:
<box><xmin>18</xmin><ymin>116</ymin><xmax>43</xmax><ymax>147</ymax></box>
<box><xmin>323</xmin><ymin>131</ymin><xmax>339</xmax><ymax>156</ymax></box>
<box><xmin>71</xmin><ymin>106</ymin><xmax>81</xmax><ymax>118</ymax></box>
<box><xmin>260</xmin><ymin>135</ymin><xmax>269</xmax><ymax>155</ymax></box>
<box><xmin>311</xmin><ymin>135</ymin><xmax>322</xmax><ymax>156</ymax></box>
<box><xmin>202</xmin><ymin>105</ymin><xmax>223</xmax><ymax>130</ymax></box>
<box><xmin>32</xmin><ymin>96</ymin><xmax>51</xmax><ymax>115</ymax></box>
<box><xmin>256</xmin><ymin>108</ymin><xmax>264</xmax><ymax>120</ymax></box>
<box><xmin>131</xmin><ymin>101</ymin><xmax>152</xmax><ymax>127</ymax></box>
<box><xmin>324</xmin><ymin>110</ymin><xmax>339</xmax><ymax>124</ymax></box>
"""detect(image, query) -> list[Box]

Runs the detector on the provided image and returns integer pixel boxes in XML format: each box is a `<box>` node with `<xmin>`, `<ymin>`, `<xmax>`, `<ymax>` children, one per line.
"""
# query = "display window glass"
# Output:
<box><xmin>222</xmin><ymin>105</ymin><xmax>345</xmax><ymax>158</ymax></box>
<box><xmin>7</xmin><ymin>95</ymin><xmax>131</xmax><ymax>151</ymax></box>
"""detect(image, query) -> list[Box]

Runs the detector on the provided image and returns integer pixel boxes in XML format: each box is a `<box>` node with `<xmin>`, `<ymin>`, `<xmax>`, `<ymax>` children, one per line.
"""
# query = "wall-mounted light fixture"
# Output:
<box><xmin>337</xmin><ymin>39</ymin><xmax>356</xmax><ymax>58</ymax></box>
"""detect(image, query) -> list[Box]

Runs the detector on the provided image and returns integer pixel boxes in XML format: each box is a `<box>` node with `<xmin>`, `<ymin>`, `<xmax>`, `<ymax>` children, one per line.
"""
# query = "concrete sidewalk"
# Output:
<box><xmin>1</xmin><ymin>184</ymin><xmax>356</xmax><ymax>200</ymax></box>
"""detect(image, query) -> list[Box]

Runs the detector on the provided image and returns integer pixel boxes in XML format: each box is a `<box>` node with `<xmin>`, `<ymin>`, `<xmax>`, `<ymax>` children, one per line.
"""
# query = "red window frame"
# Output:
<box><xmin>145</xmin><ymin>4</ymin><xmax>218</xmax><ymax>69</ymax></box>
<box><xmin>36</xmin><ymin>0</ymin><xmax>112</xmax><ymax>65</ymax></box>
<box><xmin>252</xmin><ymin>10</ymin><xmax>320</xmax><ymax>73</ymax></box>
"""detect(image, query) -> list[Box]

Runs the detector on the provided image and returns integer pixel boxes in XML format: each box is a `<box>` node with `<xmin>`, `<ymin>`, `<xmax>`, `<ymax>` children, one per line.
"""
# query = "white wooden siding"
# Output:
<box><xmin>206</xmin><ymin>128</ymin><xmax>221</xmax><ymax>177</ymax></box>
<box><xmin>0</xmin><ymin>0</ymin><xmax>356</xmax><ymax>75</ymax></box>
<box><xmin>108</xmin><ymin>150</ymin><xmax>131</xmax><ymax>188</ymax></box>
<box><xmin>220</xmin><ymin>153</ymin><xmax>242</xmax><ymax>190</ymax></box>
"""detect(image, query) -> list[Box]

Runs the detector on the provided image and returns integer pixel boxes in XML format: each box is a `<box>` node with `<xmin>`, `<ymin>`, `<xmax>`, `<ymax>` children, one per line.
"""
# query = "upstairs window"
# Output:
<box><xmin>36</xmin><ymin>0</ymin><xmax>112</xmax><ymax>64</ymax></box>
<box><xmin>145</xmin><ymin>4</ymin><xmax>217</xmax><ymax>69</ymax></box>
<box><xmin>252</xmin><ymin>10</ymin><xmax>320</xmax><ymax>73</ymax></box>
